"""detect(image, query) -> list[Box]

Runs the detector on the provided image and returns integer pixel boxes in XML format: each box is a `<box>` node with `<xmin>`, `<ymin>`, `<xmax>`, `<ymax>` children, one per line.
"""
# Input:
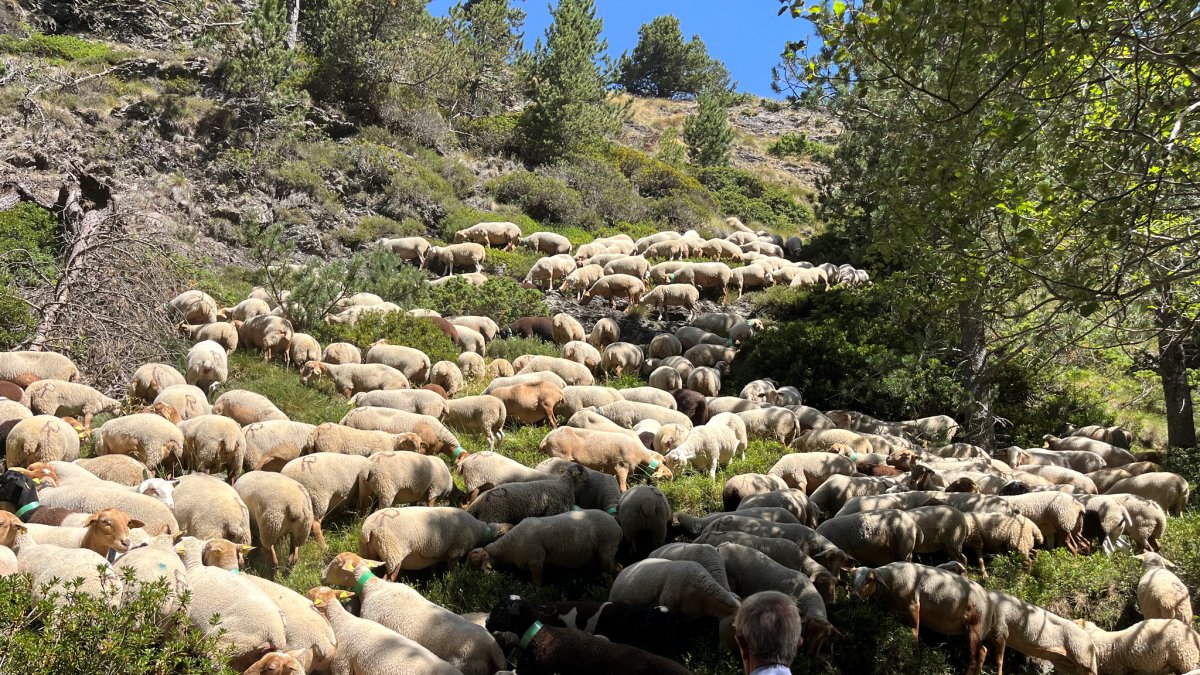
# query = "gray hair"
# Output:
<box><xmin>733</xmin><ymin>591</ymin><xmax>802</xmax><ymax>666</ymax></box>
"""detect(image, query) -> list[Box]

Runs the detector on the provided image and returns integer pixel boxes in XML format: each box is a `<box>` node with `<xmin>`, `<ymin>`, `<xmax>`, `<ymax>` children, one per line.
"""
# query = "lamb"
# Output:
<box><xmin>1001</xmin><ymin>491</ymin><xmax>1087</xmax><ymax>552</ymax></box>
<box><xmin>608</xmin><ymin>558</ymin><xmax>740</xmax><ymax>620</ymax></box>
<box><xmin>486</xmin><ymin>595</ymin><xmax>691</xmax><ymax>675</ymax></box>
<box><xmin>282</xmin><ymin>452</ymin><xmax>370</xmax><ymax>548</ymax></box>
<box><xmin>718</xmin><ymin>542</ymin><xmax>836</xmax><ymax>654</ymax></box>
<box><xmin>489</xmin><ymin>381</ymin><xmax>564</xmax><ymax>428</ymax></box>
<box><xmin>1077</xmin><ymin>618</ymin><xmax>1200</xmax><ymax>675</ymax></box>
<box><xmin>721</xmin><ymin>473</ymin><xmax>790</xmax><ymax>511</ymax></box>
<box><xmin>234</xmin><ymin>470</ymin><xmax>314</xmax><ymax>576</ymax></box>
<box><xmin>171</xmin><ymin>473</ymin><xmax>251</xmax><ymax>544</ymax></box>
<box><xmin>468</xmin><ymin>509</ymin><xmax>622</xmax><ymax>585</ymax></box>
<box><xmin>1136</xmin><ymin>552</ymin><xmax>1192</xmax><ymax>623</ymax></box>
<box><xmin>458</xmin><ymin>451</ymin><xmax>552</xmax><ymax>503</ymax></box>
<box><xmin>358</xmin><ymin>506</ymin><xmax>509</xmax><ymax>579</ymax></box>
<box><xmin>592</xmin><ymin>400</ymin><xmax>693</xmax><ymax>430</ymax></box>
<box><xmin>178</xmin><ymin>414</ymin><xmax>246</xmax><ymax>482</ymax></box>
<box><xmin>238</xmin><ymin>315</ymin><xmax>294</xmax><ymax>363</ymax></box>
<box><xmin>984</xmin><ymin>590</ymin><xmax>1098</xmax><ymax>674</ymax></box>
<box><xmin>6</xmin><ymin>415</ymin><xmax>82</xmax><ymax>467</ymax></box>
<box><xmin>616</xmin><ymin>485</ymin><xmax>672</xmax><ymax>559</ymax></box>
<box><xmin>72</xmin><ymin>455</ymin><xmax>151</xmax><ymax>486</ymax></box>
<box><xmin>378</xmin><ymin>235</ymin><xmax>432</xmax><ymax>265</ymax></box>
<box><xmin>352</xmin><ymin>388</ymin><xmax>448</xmax><ymax>418</ymax></box>
<box><xmin>213</xmin><ymin>389</ymin><xmax>288</xmax><ymax>425</ymax></box>
<box><xmin>305</xmin><ymin>422</ymin><xmax>421</xmax><ymax>457</ymax></box>
<box><xmin>358</xmin><ymin>450</ymin><xmax>454</xmax><ymax>513</ymax></box>
<box><xmin>340</xmin><ymin>406</ymin><xmax>462</xmax><ymax>459</ymax></box>
<box><xmin>243</xmin><ymin>420</ymin><xmax>315</xmax><ymax>472</ymax></box>
<box><xmin>1105</xmin><ymin>472</ymin><xmax>1190</xmax><ymax>515</ymax></box>
<box><xmin>94</xmin><ymin>413</ymin><xmax>184</xmax><ymax>475</ymax></box>
<box><xmin>854</xmin><ymin>562</ymin><xmax>990</xmax><ymax>673</ymax></box>
<box><xmin>540</xmin><ymin>426</ymin><xmax>671</xmax><ymax>491</ymax></box>
<box><xmin>300</xmin><ymin>360</ymin><xmax>409</xmax><ymax>398</ymax></box>
<box><xmin>466</xmin><ymin>466</ymin><xmax>588</xmax><ymax>525</ymax></box>
<box><xmin>816</xmin><ymin>509</ymin><xmax>922</xmax><ymax>566</ymax></box>
<box><xmin>662</xmin><ymin>423</ymin><xmax>741</xmax><ymax>479</ymax></box>
<box><xmin>365</xmin><ymin>342</ymin><xmax>431</xmax><ymax>383</ymax></box>
<box><xmin>26</xmin><ymin>380</ymin><xmax>121</xmax><ymax>430</ymax></box>
<box><xmin>154</xmin><ymin>384</ymin><xmax>212</xmax><ymax>420</ymax></box>
<box><xmin>429</xmin><ymin>361</ymin><xmax>464</xmax><ymax>397</ymax></box>
<box><xmin>127</xmin><ymin>363</ymin><xmax>187</xmax><ymax>403</ymax></box>
<box><xmin>168</xmin><ymin>290</ymin><xmax>219</xmax><ymax>324</ymax></box>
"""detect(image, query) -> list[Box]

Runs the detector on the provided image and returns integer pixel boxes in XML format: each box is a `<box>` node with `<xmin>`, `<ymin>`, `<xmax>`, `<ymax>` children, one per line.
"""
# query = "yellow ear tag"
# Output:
<box><xmin>366</xmin><ymin>559</ymin><xmax>384</xmax><ymax>567</ymax></box>
<box><xmin>240</xmin><ymin>545</ymin><xmax>254</xmax><ymax>554</ymax></box>
<box><xmin>342</xmin><ymin>560</ymin><xmax>357</xmax><ymax>572</ymax></box>
<box><xmin>176</xmin><ymin>545</ymin><xmax>187</xmax><ymax>554</ymax></box>
<box><xmin>337</xmin><ymin>590</ymin><xmax>354</xmax><ymax>600</ymax></box>
<box><xmin>312</xmin><ymin>597</ymin><xmax>324</xmax><ymax>606</ymax></box>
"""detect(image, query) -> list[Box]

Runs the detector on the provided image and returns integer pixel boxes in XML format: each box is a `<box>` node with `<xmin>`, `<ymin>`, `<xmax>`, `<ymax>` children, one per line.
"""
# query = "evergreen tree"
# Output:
<box><xmin>616</xmin><ymin>15</ymin><xmax>732</xmax><ymax>98</ymax></box>
<box><xmin>656</xmin><ymin>125</ymin><xmax>687</xmax><ymax>167</ymax></box>
<box><xmin>448</xmin><ymin>0</ymin><xmax>526</xmax><ymax>118</ymax></box>
<box><xmin>222</xmin><ymin>0</ymin><xmax>309</xmax><ymax>149</ymax></box>
<box><xmin>683</xmin><ymin>93</ymin><xmax>733</xmax><ymax>167</ymax></box>
<box><xmin>517</xmin><ymin>0</ymin><xmax>623</xmax><ymax>164</ymax></box>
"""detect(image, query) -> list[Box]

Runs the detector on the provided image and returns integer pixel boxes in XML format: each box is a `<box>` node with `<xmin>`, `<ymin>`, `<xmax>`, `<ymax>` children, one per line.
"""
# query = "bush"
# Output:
<box><xmin>0</xmin><ymin>33</ymin><xmax>116</xmax><ymax>63</ymax></box>
<box><xmin>457</xmin><ymin>114</ymin><xmax>520</xmax><ymax>155</ymax></box>
<box><xmin>428</xmin><ymin>277</ymin><xmax>547</xmax><ymax>327</ymax></box>
<box><xmin>356</xmin><ymin>249</ymin><xmax>431</xmax><ymax>309</ymax></box>
<box><xmin>487</xmin><ymin>171</ymin><xmax>597</xmax><ymax>229</ymax></box>
<box><xmin>767</xmin><ymin>132</ymin><xmax>836</xmax><ymax>161</ymax></box>
<box><xmin>314</xmin><ymin>311</ymin><xmax>459</xmax><ymax>365</ymax></box>
<box><xmin>543</xmin><ymin>157</ymin><xmax>648</xmax><ymax>225</ymax></box>
<box><xmin>0</xmin><ymin>202</ymin><xmax>59</xmax><ymax>285</ymax></box>
<box><xmin>337</xmin><ymin>215</ymin><xmax>426</xmax><ymax>248</ymax></box>
<box><xmin>486</xmin><ymin>337</ymin><xmax>560</xmax><ymax>362</ymax></box>
<box><xmin>440</xmin><ymin>207</ymin><xmax>539</xmax><ymax>240</ymax></box>
<box><xmin>482</xmin><ymin>248</ymin><xmax>543</xmax><ymax>281</ymax></box>
<box><xmin>0</xmin><ymin>573</ymin><xmax>231</xmax><ymax>674</ymax></box>
<box><xmin>0</xmin><ymin>274</ymin><xmax>35</xmax><ymax>349</ymax></box>
<box><xmin>696</xmin><ymin>166</ymin><xmax>814</xmax><ymax>228</ymax></box>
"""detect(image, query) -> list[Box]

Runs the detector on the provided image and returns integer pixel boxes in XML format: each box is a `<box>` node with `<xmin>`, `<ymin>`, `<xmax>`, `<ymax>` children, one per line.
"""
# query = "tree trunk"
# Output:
<box><xmin>958</xmin><ymin>298</ymin><xmax>997</xmax><ymax>449</ymax></box>
<box><xmin>286</xmin><ymin>0</ymin><xmax>300</xmax><ymax>49</ymax></box>
<box><xmin>1157</xmin><ymin>309</ymin><xmax>1197</xmax><ymax>448</ymax></box>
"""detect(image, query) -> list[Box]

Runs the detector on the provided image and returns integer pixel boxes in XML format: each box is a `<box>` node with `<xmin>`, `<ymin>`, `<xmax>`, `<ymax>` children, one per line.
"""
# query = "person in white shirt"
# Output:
<box><xmin>733</xmin><ymin>591</ymin><xmax>802</xmax><ymax>675</ymax></box>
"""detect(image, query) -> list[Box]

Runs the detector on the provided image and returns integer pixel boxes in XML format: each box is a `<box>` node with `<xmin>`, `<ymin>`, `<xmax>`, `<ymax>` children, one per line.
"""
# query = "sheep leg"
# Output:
<box><xmin>288</xmin><ymin>540</ymin><xmax>300</xmax><ymax>566</ymax></box>
<box><xmin>616</xmin><ymin>466</ymin><xmax>629</xmax><ymax>492</ymax></box>
<box><xmin>992</xmin><ymin>637</ymin><xmax>1007</xmax><ymax>675</ymax></box>
<box><xmin>266</xmin><ymin>544</ymin><xmax>280</xmax><ymax>578</ymax></box>
<box><xmin>311</xmin><ymin>519</ymin><xmax>327</xmax><ymax>550</ymax></box>
<box><xmin>263</xmin><ymin>348</ymin><xmax>272</xmax><ymax>362</ymax></box>
<box><xmin>543</xmin><ymin>402</ymin><xmax>558</xmax><ymax>429</ymax></box>
<box><xmin>529</xmin><ymin>564</ymin><xmax>544</xmax><ymax>586</ymax></box>
<box><xmin>908</xmin><ymin>600</ymin><xmax>921</xmax><ymax>659</ymax></box>
<box><xmin>974</xmin><ymin>545</ymin><xmax>988</xmax><ymax>579</ymax></box>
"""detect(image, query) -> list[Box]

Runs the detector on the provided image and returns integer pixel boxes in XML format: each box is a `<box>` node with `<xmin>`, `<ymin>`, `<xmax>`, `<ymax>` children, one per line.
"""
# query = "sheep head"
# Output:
<box><xmin>83</xmin><ymin>508</ymin><xmax>144</xmax><ymax>554</ymax></box>
<box><xmin>466</xmin><ymin>548</ymin><xmax>493</xmax><ymax>572</ymax></box>
<box><xmin>0</xmin><ymin>511</ymin><xmax>27</xmax><ymax>547</ymax></box>
<box><xmin>306</xmin><ymin>586</ymin><xmax>354</xmax><ymax>611</ymax></box>
<box><xmin>243</xmin><ymin>651</ymin><xmax>309</xmax><ymax>675</ymax></box>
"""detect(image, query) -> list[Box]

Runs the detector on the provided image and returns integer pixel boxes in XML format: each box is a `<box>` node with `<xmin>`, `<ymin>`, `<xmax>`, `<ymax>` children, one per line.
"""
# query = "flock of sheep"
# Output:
<box><xmin>0</xmin><ymin>218</ymin><xmax>1195</xmax><ymax>675</ymax></box>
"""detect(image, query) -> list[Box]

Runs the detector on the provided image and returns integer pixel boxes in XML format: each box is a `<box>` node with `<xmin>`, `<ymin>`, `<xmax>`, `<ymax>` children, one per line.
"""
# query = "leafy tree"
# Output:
<box><xmin>616</xmin><ymin>15</ymin><xmax>732</xmax><ymax>99</ymax></box>
<box><xmin>222</xmin><ymin>0</ymin><xmax>310</xmax><ymax>149</ymax></box>
<box><xmin>777</xmin><ymin>0</ymin><xmax>1200</xmax><ymax>447</ymax></box>
<box><xmin>656</xmin><ymin>125</ymin><xmax>687</xmax><ymax>167</ymax></box>
<box><xmin>517</xmin><ymin>0</ymin><xmax>624</xmax><ymax>164</ymax></box>
<box><xmin>683</xmin><ymin>92</ymin><xmax>733</xmax><ymax>167</ymax></box>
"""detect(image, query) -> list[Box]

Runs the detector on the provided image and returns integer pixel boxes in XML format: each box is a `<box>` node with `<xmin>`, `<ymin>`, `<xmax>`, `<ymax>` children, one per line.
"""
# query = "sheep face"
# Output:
<box><xmin>140</xmin><ymin>402</ymin><xmax>182</xmax><ymax>424</ymax></box>
<box><xmin>138</xmin><ymin>478</ymin><xmax>178</xmax><ymax>508</ymax></box>
<box><xmin>853</xmin><ymin>567</ymin><xmax>878</xmax><ymax>600</ymax></box>
<box><xmin>84</xmin><ymin>508</ymin><xmax>145</xmax><ymax>553</ymax></box>
<box><xmin>322</xmin><ymin>551</ymin><xmax>385</xmax><ymax>587</ymax></box>
<box><xmin>202</xmin><ymin>538</ymin><xmax>252</xmax><ymax>569</ymax></box>
<box><xmin>306</xmin><ymin>586</ymin><xmax>354</xmax><ymax>611</ymax></box>
<box><xmin>466</xmin><ymin>548</ymin><xmax>493</xmax><ymax>571</ymax></box>
<box><xmin>299</xmin><ymin>361</ymin><xmax>325</xmax><ymax>383</ymax></box>
<box><xmin>648</xmin><ymin>454</ymin><xmax>673</xmax><ymax>481</ymax></box>
<box><xmin>243</xmin><ymin>651</ymin><xmax>308</xmax><ymax>675</ymax></box>
<box><xmin>0</xmin><ymin>512</ymin><xmax>26</xmax><ymax>547</ymax></box>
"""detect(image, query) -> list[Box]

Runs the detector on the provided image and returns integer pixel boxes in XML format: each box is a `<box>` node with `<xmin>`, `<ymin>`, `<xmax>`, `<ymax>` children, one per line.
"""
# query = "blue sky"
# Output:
<box><xmin>426</xmin><ymin>1</ymin><xmax>812</xmax><ymax>98</ymax></box>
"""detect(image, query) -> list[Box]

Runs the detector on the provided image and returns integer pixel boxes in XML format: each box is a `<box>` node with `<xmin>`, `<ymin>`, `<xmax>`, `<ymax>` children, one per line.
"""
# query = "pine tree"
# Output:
<box><xmin>683</xmin><ymin>93</ymin><xmax>733</xmax><ymax>167</ymax></box>
<box><xmin>517</xmin><ymin>0</ymin><xmax>623</xmax><ymax>164</ymax></box>
<box><xmin>449</xmin><ymin>0</ymin><xmax>526</xmax><ymax>117</ymax></box>
<box><xmin>657</xmin><ymin>125</ymin><xmax>687</xmax><ymax>167</ymax></box>
<box><xmin>616</xmin><ymin>15</ymin><xmax>732</xmax><ymax>98</ymax></box>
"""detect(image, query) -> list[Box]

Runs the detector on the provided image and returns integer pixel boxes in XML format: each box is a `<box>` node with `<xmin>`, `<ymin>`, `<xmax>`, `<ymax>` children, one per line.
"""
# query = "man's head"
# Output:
<box><xmin>733</xmin><ymin>591</ymin><xmax>802</xmax><ymax>674</ymax></box>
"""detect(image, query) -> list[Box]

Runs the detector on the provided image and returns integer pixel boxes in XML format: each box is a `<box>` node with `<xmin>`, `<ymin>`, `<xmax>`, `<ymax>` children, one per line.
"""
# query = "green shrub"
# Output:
<box><xmin>487</xmin><ymin>171</ymin><xmax>597</xmax><ymax>229</ymax></box>
<box><xmin>218</xmin><ymin>352</ymin><xmax>347</xmax><ymax>424</ymax></box>
<box><xmin>697</xmin><ymin>166</ymin><xmax>814</xmax><ymax>228</ymax></box>
<box><xmin>983</xmin><ymin>550</ymin><xmax>1138</xmax><ymax>630</ymax></box>
<box><xmin>650</xmin><ymin>193</ymin><xmax>721</xmax><ymax>230</ymax></box>
<box><xmin>544</xmin><ymin>157</ymin><xmax>648</xmax><ymax>225</ymax></box>
<box><xmin>457</xmin><ymin>113</ymin><xmax>520</xmax><ymax>155</ymax></box>
<box><xmin>0</xmin><ymin>573</ymin><xmax>231</xmax><ymax>674</ymax></box>
<box><xmin>428</xmin><ymin>277</ymin><xmax>547</xmax><ymax>327</ymax></box>
<box><xmin>338</xmin><ymin>215</ymin><xmax>426</xmax><ymax>248</ymax></box>
<box><xmin>0</xmin><ymin>273</ymin><xmax>35</xmax><ymax>349</ymax></box>
<box><xmin>767</xmin><ymin>132</ymin><xmax>836</xmax><ymax>162</ymax></box>
<box><xmin>439</xmin><ymin>207</ymin><xmax>540</xmax><ymax>240</ymax></box>
<box><xmin>486</xmin><ymin>337</ymin><xmax>560</xmax><ymax>361</ymax></box>
<box><xmin>0</xmin><ymin>33</ymin><xmax>116</xmax><ymax>63</ymax></box>
<box><xmin>482</xmin><ymin>248</ymin><xmax>543</xmax><ymax>280</ymax></box>
<box><xmin>0</xmin><ymin>202</ymin><xmax>59</xmax><ymax>285</ymax></box>
<box><xmin>314</xmin><ymin>312</ymin><xmax>459</xmax><ymax>365</ymax></box>
<box><xmin>356</xmin><ymin>249</ymin><xmax>431</xmax><ymax>309</ymax></box>
<box><xmin>178</xmin><ymin>260</ymin><xmax>254</xmax><ymax>307</ymax></box>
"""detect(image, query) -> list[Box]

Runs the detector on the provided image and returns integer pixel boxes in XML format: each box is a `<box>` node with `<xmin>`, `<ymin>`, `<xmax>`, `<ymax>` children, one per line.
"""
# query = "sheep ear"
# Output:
<box><xmin>175</xmin><ymin>544</ymin><xmax>187</xmax><ymax>554</ymax></box>
<box><xmin>128</xmin><ymin>519</ymin><xmax>145</xmax><ymax>529</ymax></box>
<box><xmin>239</xmin><ymin>544</ymin><xmax>255</xmax><ymax>554</ymax></box>
<box><xmin>336</xmin><ymin>590</ymin><xmax>354</xmax><ymax>600</ymax></box>
<box><xmin>83</xmin><ymin>514</ymin><xmax>98</xmax><ymax>526</ymax></box>
<box><xmin>341</xmin><ymin>559</ymin><xmax>357</xmax><ymax>572</ymax></box>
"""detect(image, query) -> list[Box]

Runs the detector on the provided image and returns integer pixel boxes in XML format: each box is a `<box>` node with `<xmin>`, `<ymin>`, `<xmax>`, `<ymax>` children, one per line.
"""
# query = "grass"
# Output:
<box><xmin>216</xmin><ymin>352</ymin><xmax>348</xmax><ymax>425</ymax></box>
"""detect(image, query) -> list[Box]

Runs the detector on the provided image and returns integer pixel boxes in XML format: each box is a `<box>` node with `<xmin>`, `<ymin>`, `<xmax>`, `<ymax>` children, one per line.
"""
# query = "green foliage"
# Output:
<box><xmin>0</xmin><ymin>273</ymin><xmax>34</xmax><ymax>349</ymax></box>
<box><xmin>767</xmin><ymin>132</ymin><xmax>835</xmax><ymax>161</ymax></box>
<box><xmin>486</xmin><ymin>337</ymin><xmax>560</xmax><ymax>361</ymax></box>
<box><xmin>1162</xmin><ymin>447</ymin><xmax>1200</xmax><ymax>502</ymax></box>
<box><xmin>683</xmin><ymin>93</ymin><xmax>734</xmax><ymax>168</ymax></box>
<box><xmin>615</xmin><ymin>15</ymin><xmax>733</xmax><ymax>99</ymax></box>
<box><xmin>696</xmin><ymin>166</ymin><xmax>813</xmax><ymax>228</ymax></box>
<box><xmin>487</xmin><ymin>170</ymin><xmax>595</xmax><ymax>228</ymax></box>
<box><xmin>0</xmin><ymin>202</ymin><xmax>59</xmax><ymax>285</ymax></box>
<box><xmin>355</xmin><ymin>249</ymin><xmax>431</xmax><ymax>309</ymax></box>
<box><xmin>0</xmin><ymin>574</ymin><xmax>231</xmax><ymax>674</ymax></box>
<box><xmin>992</xmin><ymin>363</ymin><xmax>1116</xmax><ymax>448</ymax></box>
<box><xmin>544</xmin><ymin>156</ymin><xmax>649</xmax><ymax>225</ymax></box>
<box><xmin>221</xmin><ymin>0</ymin><xmax>310</xmax><ymax>135</ymax></box>
<box><xmin>428</xmin><ymin>277</ymin><xmax>547</xmax><ymax>327</ymax></box>
<box><xmin>0</xmin><ymin>33</ymin><xmax>116</xmax><ymax>63</ymax></box>
<box><xmin>983</xmin><ymin>550</ymin><xmax>1139</xmax><ymax>630</ymax></box>
<box><xmin>656</xmin><ymin>125</ymin><xmax>688</xmax><ymax>167</ymax></box>
<box><xmin>338</xmin><ymin>215</ymin><xmax>426</xmax><ymax>248</ymax></box>
<box><xmin>481</xmin><ymin>248</ymin><xmax>542</xmax><ymax>280</ymax></box>
<box><xmin>219</xmin><ymin>352</ymin><xmax>347</xmax><ymax>423</ymax></box>
<box><xmin>314</xmin><ymin>312</ymin><xmax>459</xmax><ymax>365</ymax></box>
<box><xmin>517</xmin><ymin>0</ymin><xmax>625</xmax><ymax>163</ymax></box>
<box><xmin>457</xmin><ymin>113</ymin><xmax>520</xmax><ymax>154</ymax></box>
<box><xmin>447</xmin><ymin>0</ymin><xmax>527</xmax><ymax>118</ymax></box>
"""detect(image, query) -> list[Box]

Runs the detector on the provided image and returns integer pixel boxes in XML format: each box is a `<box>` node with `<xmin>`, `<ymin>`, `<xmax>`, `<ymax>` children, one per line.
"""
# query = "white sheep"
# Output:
<box><xmin>322</xmin><ymin>341</ymin><xmax>362</xmax><ymax>365</ymax></box>
<box><xmin>213</xmin><ymin>389</ymin><xmax>289</xmax><ymax>425</ymax></box>
<box><xmin>1078</xmin><ymin>618</ymin><xmax>1200</xmax><ymax>674</ymax></box>
<box><xmin>365</xmin><ymin>342</ymin><xmax>431</xmax><ymax>384</ymax></box>
<box><xmin>468</xmin><ymin>509</ymin><xmax>622</xmax><ymax>585</ymax></box>
<box><xmin>351</xmin><ymin>389</ymin><xmax>448</xmax><ymax>418</ymax></box>
<box><xmin>94</xmin><ymin>413</ymin><xmax>184</xmax><ymax>475</ymax></box>
<box><xmin>243</xmin><ymin>420</ymin><xmax>316</xmax><ymax>472</ymax></box>
<box><xmin>6</xmin><ymin>415</ymin><xmax>82</xmax><ymax>467</ymax></box>
<box><xmin>429</xmin><ymin>360</ymin><xmax>464</xmax><ymax>397</ymax></box>
<box><xmin>234</xmin><ymin>470</ymin><xmax>314</xmax><ymax>576</ymax></box>
<box><xmin>171</xmin><ymin>473</ymin><xmax>251</xmax><ymax>544</ymax></box>
<box><xmin>282</xmin><ymin>452</ymin><xmax>370</xmax><ymax>548</ymax></box>
<box><xmin>1105</xmin><ymin>472</ymin><xmax>1190</xmax><ymax>516</ymax></box>
<box><xmin>608</xmin><ymin>559</ymin><xmax>740</xmax><ymax>621</ymax></box>
<box><xmin>443</xmin><ymin>395</ymin><xmax>506</xmax><ymax>449</ymax></box>
<box><xmin>1136</xmin><ymin>552</ymin><xmax>1192</xmax><ymax>623</ymax></box>
<box><xmin>358</xmin><ymin>451</ymin><xmax>454</xmax><ymax>512</ymax></box>
<box><xmin>178</xmin><ymin>414</ymin><xmax>246</xmax><ymax>482</ymax></box>
<box><xmin>154</xmin><ymin>384</ymin><xmax>212</xmax><ymax>420</ymax></box>
<box><xmin>26</xmin><ymin>380</ymin><xmax>121</xmax><ymax>431</ymax></box>
<box><xmin>359</xmin><ymin>506</ymin><xmax>509</xmax><ymax>579</ymax></box>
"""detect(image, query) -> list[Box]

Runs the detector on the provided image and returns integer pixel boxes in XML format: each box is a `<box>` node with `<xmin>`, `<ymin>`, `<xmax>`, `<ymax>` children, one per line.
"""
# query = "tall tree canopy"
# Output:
<box><xmin>616</xmin><ymin>15</ymin><xmax>732</xmax><ymax>99</ymax></box>
<box><xmin>777</xmin><ymin>0</ymin><xmax>1200</xmax><ymax>447</ymax></box>
<box><xmin>683</xmin><ymin>93</ymin><xmax>734</xmax><ymax>167</ymax></box>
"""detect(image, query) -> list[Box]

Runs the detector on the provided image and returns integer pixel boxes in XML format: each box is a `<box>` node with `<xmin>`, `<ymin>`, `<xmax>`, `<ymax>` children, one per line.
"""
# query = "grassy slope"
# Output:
<box><xmin>220</xmin><ymin>355</ymin><xmax>1199</xmax><ymax>675</ymax></box>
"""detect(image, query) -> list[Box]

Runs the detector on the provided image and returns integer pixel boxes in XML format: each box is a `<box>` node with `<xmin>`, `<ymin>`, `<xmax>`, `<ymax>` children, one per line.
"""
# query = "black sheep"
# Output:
<box><xmin>670</xmin><ymin>388</ymin><xmax>710</xmax><ymax>426</ymax></box>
